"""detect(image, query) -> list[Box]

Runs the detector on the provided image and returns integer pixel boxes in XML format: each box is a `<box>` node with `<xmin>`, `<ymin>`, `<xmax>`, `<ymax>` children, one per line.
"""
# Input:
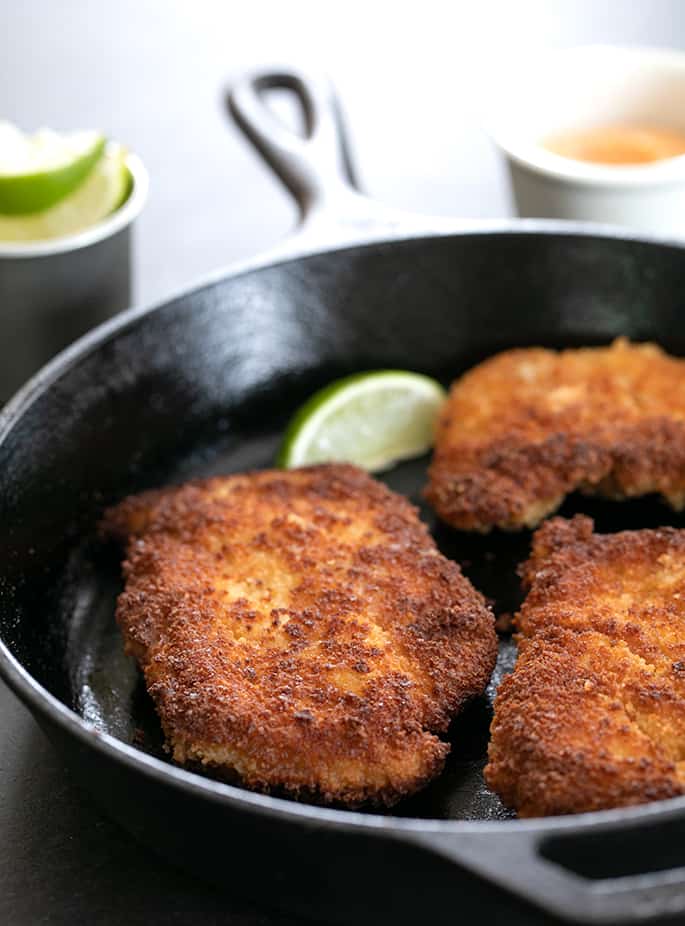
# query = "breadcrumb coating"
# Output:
<box><xmin>101</xmin><ymin>464</ymin><xmax>497</xmax><ymax>807</ymax></box>
<box><xmin>426</xmin><ymin>339</ymin><xmax>685</xmax><ymax>532</ymax></box>
<box><xmin>486</xmin><ymin>515</ymin><xmax>685</xmax><ymax>816</ymax></box>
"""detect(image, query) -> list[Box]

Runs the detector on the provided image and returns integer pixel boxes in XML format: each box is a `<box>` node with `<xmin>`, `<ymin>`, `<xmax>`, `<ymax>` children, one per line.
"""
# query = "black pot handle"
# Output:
<box><xmin>228</xmin><ymin>68</ymin><xmax>458</xmax><ymax>251</ymax></box>
<box><xmin>404</xmin><ymin>815</ymin><xmax>685</xmax><ymax>923</ymax></box>
<box><xmin>229</xmin><ymin>70</ymin><xmax>359</xmax><ymax>213</ymax></box>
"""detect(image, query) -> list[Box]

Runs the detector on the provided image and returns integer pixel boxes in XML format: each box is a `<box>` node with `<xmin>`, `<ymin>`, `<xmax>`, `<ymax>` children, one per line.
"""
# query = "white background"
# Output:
<box><xmin>4</xmin><ymin>0</ymin><xmax>685</xmax><ymax>303</ymax></box>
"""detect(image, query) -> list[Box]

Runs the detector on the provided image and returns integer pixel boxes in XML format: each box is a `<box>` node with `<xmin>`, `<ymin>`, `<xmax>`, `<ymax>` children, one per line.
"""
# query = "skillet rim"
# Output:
<box><xmin>3</xmin><ymin>217</ymin><xmax>685</xmax><ymax>837</ymax></box>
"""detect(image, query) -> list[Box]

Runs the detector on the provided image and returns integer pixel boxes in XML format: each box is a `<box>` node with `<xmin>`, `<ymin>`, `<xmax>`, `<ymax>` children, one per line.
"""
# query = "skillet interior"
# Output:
<box><xmin>3</xmin><ymin>229</ymin><xmax>685</xmax><ymax>825</ymax></box>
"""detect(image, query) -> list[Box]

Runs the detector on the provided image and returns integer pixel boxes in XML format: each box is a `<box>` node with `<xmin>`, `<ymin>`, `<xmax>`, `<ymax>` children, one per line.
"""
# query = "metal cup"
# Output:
<box><xmin>0</xmin><ymin>154</ymin><xmax>148</xmax><ymax>402</ymax></box>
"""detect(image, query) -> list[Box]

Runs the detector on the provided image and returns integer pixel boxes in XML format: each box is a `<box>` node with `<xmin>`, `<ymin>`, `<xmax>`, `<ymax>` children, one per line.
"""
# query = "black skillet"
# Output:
<box><xmin>2</xmin><ymin>70</ymin><xmax>685</xmax><ymax>926</ymax></box>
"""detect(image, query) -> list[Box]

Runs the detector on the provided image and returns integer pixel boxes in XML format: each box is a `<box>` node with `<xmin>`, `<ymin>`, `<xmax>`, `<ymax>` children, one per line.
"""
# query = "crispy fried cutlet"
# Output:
<box><xmin>426</xmin><ymin>339</ymin><xmax>685</xmax><ymax>532</ymax></box>
<box><xmin>101</xmin><ymin>463</ymin><xmax>497</xmax><ymax>807</ymax></box>
<box><xmin>485</xmin><ymin>515</ymin><xmax>685</xmax><ymax>817</ymax></box>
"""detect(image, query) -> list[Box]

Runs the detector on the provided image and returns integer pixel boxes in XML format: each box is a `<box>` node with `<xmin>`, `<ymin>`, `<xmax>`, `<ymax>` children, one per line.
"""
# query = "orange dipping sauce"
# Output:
<box><xmin>542</xmin><ymin>125</ymin><xmax>685</xmax><ymax>165</ymax></box>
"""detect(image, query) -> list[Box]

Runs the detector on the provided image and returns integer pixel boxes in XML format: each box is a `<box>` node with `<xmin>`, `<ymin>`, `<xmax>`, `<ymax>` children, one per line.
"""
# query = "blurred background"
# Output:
<box><xmin>4</xmin><ymin>3</ymin><xmax>685</xmax><ymax>924</ymax></box>
<box><xmin>5</xmin><ymin>0</ymin><xmax>685</xmax><ymax>305</ymax></box>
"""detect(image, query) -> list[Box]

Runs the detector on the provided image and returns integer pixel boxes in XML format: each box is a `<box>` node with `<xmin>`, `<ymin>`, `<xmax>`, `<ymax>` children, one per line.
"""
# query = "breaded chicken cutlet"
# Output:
<box><xmin>426</xmin><ymin>339</ymin><xmax>685</xmax><ymax>532</ymax></box>
<box><xmin>485</xmin><ymin>515</ymin><xmax>685</xmax><ymax>817</ymax></box>
<box><xmin>101</xmin><ymin>463</ymin><xmax>497</xmax><ymax>807</ymax></box>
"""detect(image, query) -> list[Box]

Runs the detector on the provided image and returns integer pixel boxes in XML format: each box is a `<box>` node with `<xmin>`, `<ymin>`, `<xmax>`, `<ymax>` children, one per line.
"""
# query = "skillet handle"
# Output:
<box><xmin>405</xmin><ymin>823</ymin><xmax>685</xmax><ymax>923</ymax></box>
<box><xmin>228</xmin><ymin>69</ymin><xmax>456</xmax><ymax>251</ymax></box>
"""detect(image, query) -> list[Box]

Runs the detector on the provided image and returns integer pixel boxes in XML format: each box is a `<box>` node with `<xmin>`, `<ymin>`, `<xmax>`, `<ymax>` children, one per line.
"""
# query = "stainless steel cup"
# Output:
<box><xmin>0</xmin><ymin>154</ymin><xmax>148</xmax><ymax>402</ymax></box>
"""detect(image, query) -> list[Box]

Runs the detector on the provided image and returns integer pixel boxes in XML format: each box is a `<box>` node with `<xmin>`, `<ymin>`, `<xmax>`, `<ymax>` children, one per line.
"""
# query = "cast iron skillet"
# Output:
<box><xmin>2</xmin><ymin>71</ymin><xmax>685</xmax><ymax>926</ymax></box>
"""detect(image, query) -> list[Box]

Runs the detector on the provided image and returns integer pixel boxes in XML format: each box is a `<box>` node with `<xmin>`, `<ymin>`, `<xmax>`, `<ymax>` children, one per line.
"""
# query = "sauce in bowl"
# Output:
<box><xmin>543</xmin><ymin>125</ymin><xmax>685</xmax><ymax>165</ymax></box>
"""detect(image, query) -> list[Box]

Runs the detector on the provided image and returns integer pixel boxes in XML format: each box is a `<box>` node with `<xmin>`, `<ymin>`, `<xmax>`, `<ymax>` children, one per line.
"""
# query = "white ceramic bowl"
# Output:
<box><xmin>488</xmin><ymin>45</ymin><xmax>685</xmax><ymax>235</ymax></box>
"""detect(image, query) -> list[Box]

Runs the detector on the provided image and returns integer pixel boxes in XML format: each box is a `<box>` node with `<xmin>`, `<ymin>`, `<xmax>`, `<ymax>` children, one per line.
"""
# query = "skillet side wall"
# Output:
<box><xmin>36</xmin><ymin>715</ymin><xmax>554</xmax><ymax>926</ymax></box>
<box><xmin>2</xmin><ymin>231</ymin><xmax>685</xmax><ymax>922</ymax></box>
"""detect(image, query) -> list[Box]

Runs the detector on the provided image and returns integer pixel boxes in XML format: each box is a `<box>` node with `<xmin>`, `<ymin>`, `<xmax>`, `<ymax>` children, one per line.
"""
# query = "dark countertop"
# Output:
<box><xmin>2</xmin><ymin>2</ymin><xmax>685</xmax><ymax>923</ymax></box>
<box><xmin>0</xmin><ymin>684</ymin><xmax>301</xmax><ymax>926</ymax></box>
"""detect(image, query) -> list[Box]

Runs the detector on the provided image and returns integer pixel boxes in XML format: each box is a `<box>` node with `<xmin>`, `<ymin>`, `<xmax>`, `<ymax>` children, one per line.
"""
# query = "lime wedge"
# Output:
<box><xmin>0</xmin><ymin>143</ymin><xmax>130</xmax><ymax>242</ymax></box>
<box><xmin>278</xmin><ymin>371</ymin><xmax>447</xmax><ymax>472</ymax></box>
<box><xmin>0</xmin><ymin>122</ymin><xmax>106</xmax><ymax>215</ymax></box>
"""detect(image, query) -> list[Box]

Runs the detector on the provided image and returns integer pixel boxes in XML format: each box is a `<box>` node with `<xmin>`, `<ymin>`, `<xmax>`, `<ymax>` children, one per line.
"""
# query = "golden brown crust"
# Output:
<box><xmin>485</xmin><ymin>515</ymin><xmax>685</xmax><ymax>816</ymax></box>
<box><xmin>425</xmin><ymin>339</ymin><xmax>685</xmax><ymax>532</ymax></box>
<box><xmin>101</xmin><ymin>463</ymin><xmax>497</xmax><ymax>807</ymax></box>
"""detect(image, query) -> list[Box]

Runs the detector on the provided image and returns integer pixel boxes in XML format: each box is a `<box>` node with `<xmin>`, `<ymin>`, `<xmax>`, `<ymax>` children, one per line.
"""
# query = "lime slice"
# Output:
<box><xmin>0</xmin><ymin>122</ymin><xmax>106</xmax><ymax>215</ymax></box>
<box><xmin>0</xmin><ymin>143</ymin><xmax>130</xmax><ymax>242</ymax></box>
<box><xmin>278</xmin><ymin>371</ymin><xmax>447</xmax><ymax>472</ymax></box>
